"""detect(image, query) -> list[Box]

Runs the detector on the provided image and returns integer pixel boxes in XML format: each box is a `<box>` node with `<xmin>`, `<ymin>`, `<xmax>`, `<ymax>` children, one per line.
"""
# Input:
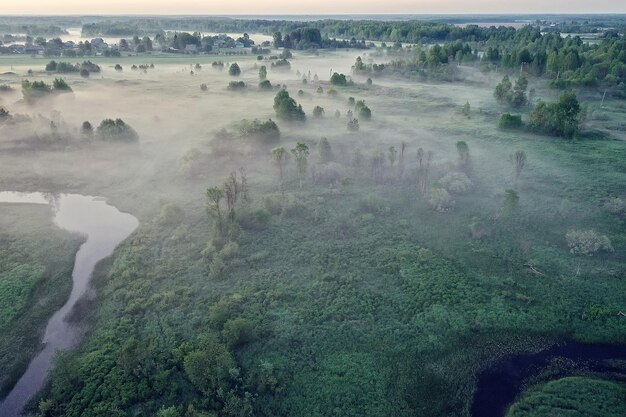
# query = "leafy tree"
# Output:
<box><xmin>502</xmin><ymin>189</ymin><xmax>520</xmax><ymax>217</ymax></box>
<box><xmin>81</xmin><ymin>121</ymin><xmax>93</xmax><ymax>138</ymax></box>
<box><xmin>313</xmin><ymin>105</ymin><xmax>325</xmax><ymax>118</ymax></box>
<box><xmin>259</xmin><ymin>65</ymin><xmax>267</xmax><ymax>80</ymax></box>
<box><xmin>455</xmin><ymin>141</ymin><xmax>470</xmax><ymax>171</ymax></box>
<box><xmin>347</xmin><ymin>118</ymin><xmax>360</xmax><ymax>132</ymax></box>
<box><xmin>273</xmin><ymin>90</ymin><xmax>306</xmax><ymax>122</ymax></box>
<box><xmin>529</xmin><ymin>91</ymin><xmax>581</xmax><ymax>138</ymax></box>
<box><xmin>228</xmin><ymin>63</ymin><xmax>241</xmax><ymax>76</ymax></box>
<box><xmin>96</xmin><ymin>118</ymin><xmax>138</xmax><ymax>141</ymax></box>
<box><xmin>318</xmin><ymin>137</ymin><xmax>332</xmax><ymax>163</ymax></box>
<box><xmin>259</xmin><ymin>80</ymin><xmax>272</xmax><ymax>90</ymax></box>
<box><xmin>291</xmin><ymin>142</ymin><xmax>310</xmax><ymax>188</ymax></box>
<box><xmin>114</xmin><ymin>64</ymin><xmax>123</xmax><ymax>72</ymax></box>
<box><xmin>355</xmin><ymin>100</ymin><xmax>372</xmax><ymax>120</ymax></box>
<box><xmin>238</xmin><ymin>119</ymin><xmax>280</xmax><ymax>143</ymax></box>
<box><xmin>494</xmin><ymin>75</ymin><xmax>512</xmax><ymax>104</ymax></box>
<box><xmin>227</xmin><ymin>81</ymin><xmax>246</xmax><ymax>90</ymax></box>
<box><xmin>183</xmin><ymin>336</ymin><xmax>234</xmax><ymax>396</ymax></box>
<box><xmin>499</xmin><ymin>113</ymin><xmax>523</xmax><ymax>129</ymax></box>
<box><xmin>462</xmin><ymin>101</ymin><xmax>470</xmax><ymax>117</ymax></box>
<box><xmin>330</xmin><ymin>72</ymin><xmax>348</xmax><ymax>86</ymax></box>
<box><xmin>53</xmin><ymin>78</ymin><xmax>72</xmax><ymax>91</ymax></box>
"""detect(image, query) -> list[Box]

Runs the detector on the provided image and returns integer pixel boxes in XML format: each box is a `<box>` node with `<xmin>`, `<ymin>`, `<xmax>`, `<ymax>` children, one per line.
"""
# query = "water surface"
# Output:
<box><xmin>0</xmin><ymin>191</ymin><xmax>138</xmax><ymax>417</ymax></box>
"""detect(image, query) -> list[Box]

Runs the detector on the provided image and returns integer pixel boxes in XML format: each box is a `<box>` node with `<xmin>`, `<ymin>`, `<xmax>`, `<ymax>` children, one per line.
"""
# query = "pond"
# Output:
<box><xmin>471</xmin><ymin>340</ymin><xmax>626</xmax><ymax>417</ymax></box>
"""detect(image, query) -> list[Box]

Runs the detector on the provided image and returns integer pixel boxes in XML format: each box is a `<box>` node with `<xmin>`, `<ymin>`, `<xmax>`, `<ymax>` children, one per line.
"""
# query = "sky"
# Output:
<box><xmin>1</xmin><ymin>0</ymin><xmax>625</xmax><ymax>15</ymax></box>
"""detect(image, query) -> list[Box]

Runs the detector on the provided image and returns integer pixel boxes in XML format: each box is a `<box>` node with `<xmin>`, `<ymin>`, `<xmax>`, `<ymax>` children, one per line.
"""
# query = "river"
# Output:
<box><xmin>0</xmin><ymin>192</ymin><xmax>138</xmax><ymax>417</ymax></box>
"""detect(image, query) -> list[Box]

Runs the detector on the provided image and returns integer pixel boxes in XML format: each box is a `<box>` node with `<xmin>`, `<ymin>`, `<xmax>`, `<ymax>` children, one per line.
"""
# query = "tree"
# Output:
<box><xmin>455</xmin><ymin>141</ymin><xmax>470</xmax><ymax>171</ymax></box>
<box><xmin>183</xmin><ymin>336</ymin><xmax>234</xmax><ymax>396</ymax></box>
<box><xmin>355</xmin><ymin>100</ymin><xmax>371</xmax><ymax>120</ymax></box>
<box><xmin>462</xmin><ymin>101</ymin><xmax>471</xmax><ymax>117</ymax></box>
<box><xmin>388</xmin><ymin>146</ymin><xmax>397</xmax><ymax>168</ymax></box>
<box><xmin>494</xmin><ymin>75</ymin><xmax>512</xmax><ymax>104</ymax></box>
<box><xmin>347</xmin><ymin>118</ymin><xmax>359</xmax><ymax>132</ymax></box>
<box><xmin>228</xmin><ymin>63</ymin><xmax>241</xmax><ymax>76</ymax></box>
<box><xmin>291</xmin><ymin>142</ymin><xmax>309</xmax><ymax>189</ymax></box>
<box><xmin>313</xmin><ymin>106</ymin><xmax>325</xmax><ymax>118</ymax></box>
<box><xmin>272</xmin><ymin>147</ymin><xmax>289</xmax><ymax>195</ymax></box>
<box><xmin>502</xmin><ymin>189</ymin><xmax>519</xmax><ymax>217</ymax></box>
<box><xmin>114</xmin><ymin>64</ymin><xmax>123</xmax><ymax>72</ymax></box>
<box><xmin>330</xmin><ymin>72</ymin><xmax>348</xmax><ymax>86</ymax></box>
<box><xmin>529</xmin><ymin>91</ymin><xmax>581</xmax><ymax>138</ymax></box>
<box><xmin>273</xmin><ymin>90</ymin><xmax>306</xmax><ymax>122</ymax></box>
<box><xmin>206</xmin><ymin>186</ymin><xmax>225</xmax><ymax>233</ymax></box>
<box><xmin>81</xmin><ymin>121</ymin><xmax>93</xmax><ymax>138</ymax></box>
<box><xmin>318</xmin><ymin>137</ymin><xmax>332</xmax><ymax>163</ymax></box>
<box><xmin>96</xmin><ymin>118</ymin><xmax>138</xmax><ymax>141</ymax></box>
<box><xmin>259</xmin><ymin>65</ymin><xmax>267</xmax><ymax>80</ymax></box>
<box><xmin>223</xmin><ymin>172</ymin><xmax>242</xmax><ymax>222</ymax></box>
<box><xmin>509</xmin><ymin>150</ymin><xmax>527</xmax><ymax>184</ymax></box>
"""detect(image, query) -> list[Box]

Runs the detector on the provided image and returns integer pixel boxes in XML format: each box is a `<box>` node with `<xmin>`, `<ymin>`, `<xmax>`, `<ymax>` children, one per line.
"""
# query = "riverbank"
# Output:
<box><xmin>0</xmin><ymin>203</ymin><xmax>83</xmax><ymax>398</ymax></box>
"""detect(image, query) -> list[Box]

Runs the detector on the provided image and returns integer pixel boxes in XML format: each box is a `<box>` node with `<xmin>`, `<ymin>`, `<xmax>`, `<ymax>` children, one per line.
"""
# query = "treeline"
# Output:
<box><xmin>80</xmin><ymin>18</ymin><xmax>511</xmax><ymax>43</ymax></box>
<box><xmin>0</xmin><ymin>23</ymin><xmax>67</xmax><ymax>36</ymax></box>
<box><xmin>480</xmin><ymin>26</ymin><xmax>626</xmax><ymax>92</ymax></box>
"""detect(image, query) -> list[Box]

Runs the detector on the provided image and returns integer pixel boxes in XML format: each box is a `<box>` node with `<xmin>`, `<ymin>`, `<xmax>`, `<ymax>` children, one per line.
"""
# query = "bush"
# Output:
<box><xmin>273</xmin><ymin>90</ymin><xmax>306</xmax><ymax>122</ymax></box>
<box><xmin>238</xmin><ymin>119</ymin><xmax>280</xmax><ymax>143</ymax></box>
<box><xmin>499</xmin><ymin>113</ymin><xmax>523</xmax><ymax>129</ymax></box>
<box><xmin>330</xmin><ymin>72</ymin><xmax>348</xmax><ymax>86</ymax></box>
<box><xmin>604</xmin><ymin>197</ymin><xmax>625</xmax><ymax>218</ymax></box>
<box><xmin>355</xmin><ymin>100</ymin><xmax>372</xmax><ymax>120</ymax></box>
<box><xmin>96</xmin><ymin>118</ymin><xmax>139</xmax><ymax>141</ymax></box>
<box><xmin>439</xmin><ymin>172</ymin><xmax>472</xmax><ymax>194</ymax></box>
<box><xmin>227</xmin><ymin>81</ymin><xmax>246</xmax><ymax>91</ymax></box>
<box><xmin>159</xmin><ymin>203</ymin><xmax>185</xmax><ymax>226</ymax></box>
<box><xmin>259</xmin><ymin>80</ymin><xmax>272</xmax><ymax>90</ymax></box>
<box><xmin>222</xmin><ymin>318</ymin><xmax>257</xmax><ymax>348</ymax></box>
<box><xmin>228</xmin><ymin>63</ymin><xmax>241</xmax><ymax>76</ymax></box>
<box><xmin>566</xmin><ymin>229</ymin><xmax>613</xmax><ymax>255</ymax></box>
<box><xmin>428</xmin><ymin>187</ymin><xmax>455</xmax><ymax>212</ymax></box>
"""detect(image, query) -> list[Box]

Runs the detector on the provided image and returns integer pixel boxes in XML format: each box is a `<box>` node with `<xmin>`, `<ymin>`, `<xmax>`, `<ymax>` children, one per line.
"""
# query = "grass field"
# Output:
<box><xmin>0</xmin><ymin>204</ymin><xmax>83</xmax><ymax>397</ymax></box>
<box><xmin>0</xmin><ymin>49</ymin><xmax>624</xmax><ymax>417</ymax></box>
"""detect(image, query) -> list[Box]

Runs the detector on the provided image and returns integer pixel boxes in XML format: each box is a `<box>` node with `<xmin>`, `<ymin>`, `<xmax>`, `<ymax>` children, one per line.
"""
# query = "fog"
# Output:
<box><xmin>1</xmin><ymin>23</ymin><xmax>625</xmax><ymax>417</ymax></box>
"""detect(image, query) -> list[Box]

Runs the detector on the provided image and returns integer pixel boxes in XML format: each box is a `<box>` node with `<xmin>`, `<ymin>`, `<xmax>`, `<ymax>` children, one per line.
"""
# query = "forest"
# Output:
<box><xmin>0</xmin><ymin>12</ymin><xmax>625</xmax><ymax>417</ymax></box>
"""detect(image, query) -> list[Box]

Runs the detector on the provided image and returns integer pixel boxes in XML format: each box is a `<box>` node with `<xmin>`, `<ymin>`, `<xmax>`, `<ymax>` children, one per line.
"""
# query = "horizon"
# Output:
<box><xmin>0</xmin><ymin>0</ymin><xmax>625</xmax><ymax>16</ymax></box>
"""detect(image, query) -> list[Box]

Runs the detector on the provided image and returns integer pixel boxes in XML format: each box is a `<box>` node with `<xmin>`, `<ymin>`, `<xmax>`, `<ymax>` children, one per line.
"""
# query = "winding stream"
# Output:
<box><xmin>0</xmin><ymin>192</ymin><xmax>138</xmax><ymax>417</ymax></box>
<box><xmin>471</xmin><ymin>341</ymin><xmax>626</xmax><ymax>417</ymax></box>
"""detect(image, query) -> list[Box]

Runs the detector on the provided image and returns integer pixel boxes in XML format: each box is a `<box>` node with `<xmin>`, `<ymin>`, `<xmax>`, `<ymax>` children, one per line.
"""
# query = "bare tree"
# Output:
<box><xmin>509</xmin><ymin>150</ymin><xmax>527</xmax><ymax>184</ymax></box>
<box><xmin>272</xmin><ymin>146</ymin><xmax>289</xmax><ymax>195</ymax></box>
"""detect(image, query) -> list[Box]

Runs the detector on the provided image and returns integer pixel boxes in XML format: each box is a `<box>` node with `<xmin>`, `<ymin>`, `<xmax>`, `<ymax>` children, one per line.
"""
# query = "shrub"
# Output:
<box><xmin>238</xmin><ymin>119</ymin><xmax>280</xmax><ymax>143</ymax></box>
<box><xmin>159</xmin><ymin>203</ymin><xmax>185</xmax><ymax>226</ymax></box>
<box><xmin>439</xmin><ymin>172</ymin><xmax>472</xmax><ymax>194</ymax></box>
<box><xmin>115</xmin><ymin>64</ymin><xmax>123</xmax><ymax>72</ymax></box>
<box><xmin>273</xmin><ymin>90</ymin><xmax>306</xmax><ymax>122</ymax></box>
<box><xmin>227</xmin><ymin>81</ymin><xmax>246</xmax><ymax>91</ymax></box>
<box><xmin>499</xmin><ymin>113</ymin><xmax>523</xmax><ymax>129</ymax></box>
<box><xmin>604</xmin><ymin>197</ymin><xmax>625</xmax><ymax>218</ymax></box>
<box><xmin>259</xmin><ymin>80</ymin><xmax>272</xmax><ymax>90</ymax></box>
<box><xmin>52</xmin><ymin>78</ymin><xmax>72</xmax><ymax>91</ymax></box>
<box><xmin>330</xmin><ymin>72</ymin><xmax>348</xmax><ymax>86</ymax></box>
<box><xmin>96</xmin><ymin>118</ymin><xmax>138</xmax><ymax>141</ymax></box>
<box><xmin>428</xmin><ymin>187</ymin><xmax>455</xmax><ymax>212</ymax></box>
<box><xmin>200</xmin><ymin>83</ymin><xmax>208</xmax><ymax>91</ymax></box>
<box><xmin>228</xmin><ymin>63</ymin><xmax>241</xmax><ymax>76</ymax></box>
<box><xmin>313</xmin><ymin>106</ymin><xmax>325</xmax><ymax>118</ymax></box>
<box><xmin>355</xmin><ymin>100</ymin><xmax>372</xmax><ymax>120</ymax></box>
<box><xmin>566</xmin><ymin>229</ymin><xmax>613</xmax><ymax>255</ymax></box>
<box><xmin>347</xmin><ymin>118</ymin><xmax>359</xmax><ymax>131</ymax></box>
